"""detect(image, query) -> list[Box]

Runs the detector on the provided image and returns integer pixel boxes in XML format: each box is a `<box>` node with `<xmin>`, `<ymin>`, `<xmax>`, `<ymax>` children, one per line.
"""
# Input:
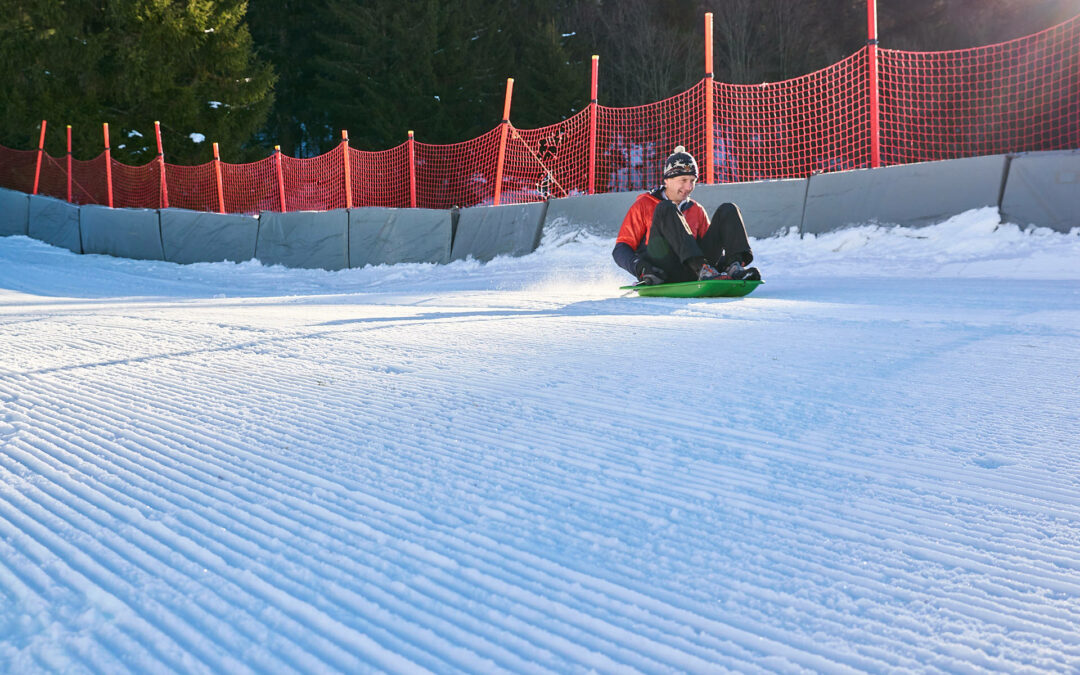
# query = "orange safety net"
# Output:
<box><xmin>70</xmin><ymin>155</ymin><xmax>109</xmax><ymax>205</ymax></box>
<box><xmin>164</xmin><ymin>161</ymin><xmax>218</xmax><ymax>213</ymax></box>
<box><xmin>414</xmin><ymin>127</ymin><xmax>502</xmax><ymax>210</ymax></box>
<box><xmin>503</xmin><ymin>108</ymin><xmax>592</xmax><ymax>202</ymax></box>
<box><xmin>280</xmin><ymin>150</ymin><xmax>347</xmax><ymax>212</ymax></box>
<box><xmin>0</xmin><ymin>146</ymin><xmax>37</xmax><ymax>194</ymax></box>
<box><xmin>34</xmin><ymin>153</ymin><xmax>71</xmax><ymax>202</ymax></box>
<box><xmin>1</xmin><ymin>14</ymin><xmax>1077</xmax><ymax>213</ymax></box>
<box><xmin>112</xmin><ymin>159</ymin><xmax>164</xmax><ymax>209</ymax></box>
<box><xmin>714</xmin><ymin>50</ymin><xmax>870</xmax><ymax>181</ymax></box>
<box><xmin>878</xmin><ymin>16</ymin><xmax>1080</xmax><ymax>164</ymax></box>
<box><xmin>222</xmin><ymin>155</ymin><xmax>280</xmax><ymax>214</ymax></box>
<box><xmin>350</xmin><ymin>142</ymin><xmax>411</xmax><ymax>208</ymax></box>
<box><xmin>597</xmin><ymin>81</ymin><xmax>707</xmax><ymax>193</ymax></box>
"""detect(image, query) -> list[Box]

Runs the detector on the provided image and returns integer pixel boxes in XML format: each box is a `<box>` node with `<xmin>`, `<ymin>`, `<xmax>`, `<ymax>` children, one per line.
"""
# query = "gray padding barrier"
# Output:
<box><xmin>802</xmin><ymin>155</ymin><xmax>1006</xmax><ymax>234</ymax></box>
<box><xmin>451</xmin><ymin>201</ymin><xmax>549</xmax><ymax>262</ymax></box>
<box><xmin>80</xmin><ymin>204</ymin><xmax>164</xmax><ymax>261</ymax></box>
<box><xmin>256</xmin><ymin>209</ymin><xmax>349</xmax><ymax>270</ymax></box>
<box><xmin>160</xmin><ymin>208</ymin><xmax>259</xmax><ymax>264</ymax></box>
<box><xmin>1000</xmin><ymin>150</ymin><xmax>1080</xmax><ymax>233</ymax></box>
<box><xmin>0</xmin><ymin>187</ymin><xmax>29</xmax><ymax>237</ymax></box>
<box><xmin>543</xmin><ymin>192</ymin><xmax>640</xmax><ymax>237</ymax></box>
<box><xmin>28</xmin><ymin>194</ymin><xmax>81</xmax><ymax>253</ymax></box>
<box><xmin>692</xmin><ymin>179</ymin><xmax>808</xmax><ymax>238</ymax></box>
<box><xmin>349</xmin><ymin>207</ymin><xmax>452</xmax><ymax>267</ymax></box>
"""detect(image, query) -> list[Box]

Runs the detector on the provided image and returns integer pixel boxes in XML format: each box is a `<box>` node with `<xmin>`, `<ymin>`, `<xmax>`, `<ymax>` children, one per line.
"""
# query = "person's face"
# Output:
<box><xmin>664</xmin><ymin>174</ymin><xmax>696</xmax><ymax>202</ymax></box>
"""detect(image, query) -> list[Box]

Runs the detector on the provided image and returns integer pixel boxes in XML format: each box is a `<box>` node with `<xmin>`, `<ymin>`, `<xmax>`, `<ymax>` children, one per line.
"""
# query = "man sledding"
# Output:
<box><xmin>612</xmin><ymin>145</ymin><xmax>762</xmax><ymax>286</ymax></box>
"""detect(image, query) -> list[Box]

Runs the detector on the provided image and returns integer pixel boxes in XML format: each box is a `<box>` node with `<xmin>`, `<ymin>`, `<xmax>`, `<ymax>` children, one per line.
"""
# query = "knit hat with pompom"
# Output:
<box><xmin>662</xmin><ymin>145</ymin><xmax>698</xmax><ymax>180</ymax></box>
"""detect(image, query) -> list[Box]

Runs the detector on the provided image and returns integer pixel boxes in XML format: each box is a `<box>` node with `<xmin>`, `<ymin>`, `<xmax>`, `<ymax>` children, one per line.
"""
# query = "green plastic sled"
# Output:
<box><xmin>620</xmin><ymin>278</ymin><xmax>762</xmax><ymax>298</ymax></box>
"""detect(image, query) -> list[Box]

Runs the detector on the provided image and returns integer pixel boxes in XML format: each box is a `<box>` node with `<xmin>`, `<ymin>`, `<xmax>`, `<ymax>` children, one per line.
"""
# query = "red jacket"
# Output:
<box><xmin>616</xmin><ymin>191</ymin><xmax>711</xmax><ymax>250</ymax></box>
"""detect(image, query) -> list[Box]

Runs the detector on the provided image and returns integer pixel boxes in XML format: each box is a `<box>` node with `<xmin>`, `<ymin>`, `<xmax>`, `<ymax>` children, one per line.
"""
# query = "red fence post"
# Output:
<box><xmin>212</xmin><ymin>142</ymin><xmax>225</xmax><ymax>213</ymax></box>
<box><xmin>66</xmin><ymin>125</ymin><xmax>72</xmax><ymax>203</ymax></box>
<box><xmin>341</xmin><ymin>130</ymin><xmax>353</xmax><ymax>209</ymax></box>
<box><xmin>588</xmin><ymin>55</ymin><xmax>599</xmax><ymax>195</ymax></box>
<box><xmin>32</xmin><ymin>120</ymin><xmax>46</xmax><ymax>195</ymax></box>
<box><xmin>493</xmin><ymin>78</ymin><xmax>514</xmax><ymax>207</ymax></box>
<box><xmin>867</xmin><ymin>0</ymin><xmax>881</xmax><ymax>168</ymax></box>
<box><xmin>274</xmin><ymin>145</ymin><xmax>287</xmax><ymax>212</ymax></box>
<box><xmin>704</xmin><ymin>13</ymin><xmax>715</xmax><ymax>184</ymax></box>
<box><xmin>103</xmin><ymin>123</ymin><xmax>114</xmax><ymax>207</ymax></box>
<box><xmin>155</xmin><ymin>121</ymin><xmax>169</xmax><ymax>209</ymax></box>
<box><xmin>407</xmin><ymin>130</ymin><xmax>417</xmax><ymax>208</ymax></box>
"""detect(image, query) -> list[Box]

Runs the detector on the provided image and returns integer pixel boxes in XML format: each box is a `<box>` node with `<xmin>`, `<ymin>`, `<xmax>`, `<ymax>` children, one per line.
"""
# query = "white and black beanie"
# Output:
<box><xmin>662</xmin><ymin>145</ymin><xmax>698</xmax><ymax>180</ymax></box>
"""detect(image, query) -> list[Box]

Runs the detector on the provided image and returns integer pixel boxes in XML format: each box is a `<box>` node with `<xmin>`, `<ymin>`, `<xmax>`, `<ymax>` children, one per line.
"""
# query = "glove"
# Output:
<box><xmin>634</xmin><ymin>257</ymin><xmax>666</xmax><ymax>285</ymax></box>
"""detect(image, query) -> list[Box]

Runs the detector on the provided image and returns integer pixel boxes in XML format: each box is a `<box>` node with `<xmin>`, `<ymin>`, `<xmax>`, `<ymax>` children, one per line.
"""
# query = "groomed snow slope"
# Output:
<box><xmin>1</xmin><ymin>208</ymin><xmax>1079</xmax><ymax>673</ymax></box>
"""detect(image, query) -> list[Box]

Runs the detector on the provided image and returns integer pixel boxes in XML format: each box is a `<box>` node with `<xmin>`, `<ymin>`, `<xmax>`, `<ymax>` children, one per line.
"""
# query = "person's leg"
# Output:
<box><xmin>700</xmin><ymin>202</ymin><xmax>754</xmax><ymax>268</ymax></box>
<box><xmin>641</xmin><ymin>200</ymin><xmax>706</xmax><ymax>282</ymax></box>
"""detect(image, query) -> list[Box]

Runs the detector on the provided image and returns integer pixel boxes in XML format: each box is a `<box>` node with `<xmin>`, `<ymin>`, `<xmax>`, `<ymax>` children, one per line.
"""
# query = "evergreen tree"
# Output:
<box><xmin>247</xmin><ymin>0</ymin><xmax>328</xmax><ymax>156</ymax></box>
<box><xmin>0</xmin><ymin>0</ymin><xmax>275</xmax><ymax>164</ymax></box>
<box><xmin>567</xmin><ymin>0</ymin><xmax>701</xmax><ymax>107</ymax></box>
<box><xmin>306</xmin><ymin>0</ymin><xmax>583</xmax><ymax>151</ymax></box>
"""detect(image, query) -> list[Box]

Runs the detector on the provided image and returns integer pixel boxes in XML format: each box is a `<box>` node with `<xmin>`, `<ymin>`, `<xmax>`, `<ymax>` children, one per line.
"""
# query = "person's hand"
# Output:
<box><xmin>634</xmin><ymin>258</ymin><xmax>666</xmax><ymax>285</ymax></box>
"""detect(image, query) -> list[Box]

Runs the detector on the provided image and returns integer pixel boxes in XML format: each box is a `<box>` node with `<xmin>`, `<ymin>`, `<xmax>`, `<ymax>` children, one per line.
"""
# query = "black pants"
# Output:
<box><xmin>642</xmin><ymin>201</ymin><xmax>754</xmax><ymax>283</ymax></box>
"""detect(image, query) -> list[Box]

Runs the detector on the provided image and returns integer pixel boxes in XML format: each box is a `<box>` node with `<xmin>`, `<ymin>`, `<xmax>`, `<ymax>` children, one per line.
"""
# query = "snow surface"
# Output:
<box><xmin>1</xmin><ymin>208</ymin><xmax>1079</xmax><ymax>673</ymax></box>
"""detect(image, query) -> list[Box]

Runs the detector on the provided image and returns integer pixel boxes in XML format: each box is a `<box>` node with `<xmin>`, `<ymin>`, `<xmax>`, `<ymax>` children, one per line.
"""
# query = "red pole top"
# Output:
<box><xmin>33</xmin><ymin>121</ymin><xmax>47</xmax><ymax>196</ymax></box>
<box><xmin>154</xmin><ymin>121</ymin><xmax>169</xmax><ymax>209</ymax></box>
<box><xmin>274</xmin><ymin>145</ymin><xmax>286</xmax><ymax>212</ymax></box>
<box><xmin>213</xmin><ymin>142</ymin><xmax>220</xmax><ymax>160</ymax></box>
<box><xmin>704</xmin><ymin>13</ymin><xmax>714</xmax><ymax>76</ymax></box>
<box><xmin>502</xmin><ymin>78</ymin><xmax>514</xmax><ymax>122</ymax></box>
<box><xmin>590</xmin><ymin>55</ymin><xmax>599</xmax><ymax>102</ymax></box>
<box><xmin>867</xmin><ymin>0</ymin><xmax>878</xmax><ymax>42</ymax></box>
<box><xmin>66</xmin><ymin>125</ymin><xmax>72</xmax><ymax>203</ymax></box>
<box><xmin>341</xmin><ymin>129</ymin><xmax>349</xmax><ymax>141</ymax></box>
<box><xmin>103</xmin><ymin>122</ymin><xmax>114</xmax><ymax>207</ymax></box>
<box><xmin>407</xmin><ymin>131</ymin><xmax>417</xmax><ymax>209</ymax></box>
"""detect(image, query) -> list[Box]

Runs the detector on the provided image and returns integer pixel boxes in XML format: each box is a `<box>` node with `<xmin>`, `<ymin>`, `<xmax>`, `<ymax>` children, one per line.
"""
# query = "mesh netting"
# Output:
<box><xmin>879</xmin><ymin>14</ymin><xmax>1080</xmax><ymax>164</ymax></box>
<box><xmin>350</xmin><ymin>142</ymin><xmax>411</xmax><ymax>208</ymax></box>
<box><xmin>0</xmin><ymin>146</ymin><xmax>37</xmax><ymax>194</ymax></box>
<box><xmin>280</xmin><ymin>149</ymin><xmax>347</xmax><ymax>212</ymax></box>
<box><xmin>112</xmin><ymin>159</ymin><xmax>165</xmax><ymax>209</ymax></box>
<box><xmin>164</xmin><ymin>162</ymin><xmax>218</xmax><ymax>213</ymax></box>
<box><xmin>503</xmin><ymin>108</ymin><xmax>592</xmax><ymax>202</ymax></box>
<box><xmin>70</xmin><ymin>155</ymin><xmax>109</xmax><ymax>205</ymax></box>
<box><xmin>35</xmin><ymin>153</ymin><xmax>72</xmax><ymax>202</ymax></box>
<box><xmin>414</xmin><ymin>127</ymin><xmax>502</xmax><ymax>209</ymax></box>
<box><xmin>218</xmin><ymin>155</ymin><xmax>276</xmax><ymax>214</ymax></box>
<box><xmin>596</xmin><ymin>81</ymin><xmax>707</xmax><ymax>193</ymax></box>
<box><xmin>1</xmin><ymin>14</ymin><xmax>1077</xmax><ymax>212</ymax></box>
<box><xmin>714</xmin><ymin>50</ymin><xmax>870</xmax><ymax>181</ymax></box>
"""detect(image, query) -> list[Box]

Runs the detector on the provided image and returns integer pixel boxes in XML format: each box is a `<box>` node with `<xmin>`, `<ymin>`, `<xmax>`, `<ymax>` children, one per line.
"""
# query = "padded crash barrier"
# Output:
<box><xmin>28</xmin><ymin>194</ymin><xmax>81</xmax><ymax>254</ymax></box>
<box><xmin>692</xmin><ymin>179</ymin><xmax>808</xmax><ymax>239</ymax></box>
<box><xmin>451</xmin><ymin>201</ymin><xmax>548</xmax><ymax>262</ymax></box>
<box><xmin>1000</xmin><ymin>150</ymin><xmax>1080</xmax><ymax>233</ymax></box>
<box><xmin>7</xmin><ymin>152</ymin><xmax>1078</xmax><ymax>269</ymax></box>
<box><xmin>801</xmin><ymin>155</ymin><xmax>1006</xmax><ymax>235</ymax></box>
<box><xmin>160</xmin><ymin>208</ymin><xmax>259</xmax><ymax>265</ymax></box>
<box><xmin>80</xmin><ymin>204</ymin><xmax>164</xmax><ymax>261</ymax></box>
<box><xmin>0</xmin><ymin>187</ymin><xmax>29</xmax><ymax>237</ymax></box>
<box><xmin>256</xmin><ymin>209</ymin><xmax>349</xmax><ymax>271</ymax></box>
<box><xmin>543</xmin><ymin>192</ymin><xmax>641</xmax><ymax>237</ymax></box>
<box><xmin>349</xmin><ymin>207</ymin><xmax>452</xmax><ymax>268</ymax></box>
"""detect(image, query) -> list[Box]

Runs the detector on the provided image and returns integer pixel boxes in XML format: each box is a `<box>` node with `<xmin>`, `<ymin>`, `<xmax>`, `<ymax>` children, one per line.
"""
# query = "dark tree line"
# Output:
<box><xmin>0</xmin><ymin>0</ymin><xmax>275</xmax><ymax>164</ymax></box>
<box><xmin>1</xmin><ymin>0</ymin><xmax>1076</xmax><ymax>162</ymax></box>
